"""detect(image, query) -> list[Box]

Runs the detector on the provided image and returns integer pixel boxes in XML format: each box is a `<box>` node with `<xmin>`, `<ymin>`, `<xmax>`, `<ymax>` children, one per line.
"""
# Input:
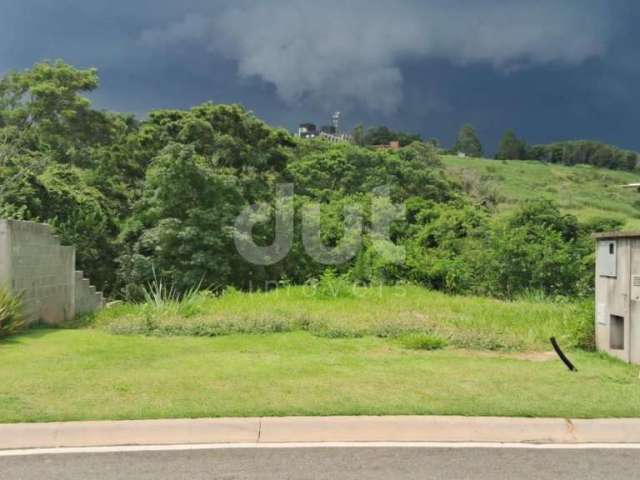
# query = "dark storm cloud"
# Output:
<box><xmin>1</xmin><ymin>0</ymin><xmax>639</xmax><ymax>151</ymax></box>
<box><xmin>141</xmin><ymin>0</ymin><xmax>612</xmax><ymax>112</ymax></box>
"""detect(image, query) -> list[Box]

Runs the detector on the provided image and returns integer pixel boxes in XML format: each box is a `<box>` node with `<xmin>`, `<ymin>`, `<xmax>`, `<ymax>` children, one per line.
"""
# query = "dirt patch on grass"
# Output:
<box><xmin>509</xmin><ymin>351</ymin><xmax>556</xmax><ymax>362</ymax></box>
<box><xmin>452</xmin><ymin>349</ymin><xmax>556</xmax><ymax>362</ymax></box>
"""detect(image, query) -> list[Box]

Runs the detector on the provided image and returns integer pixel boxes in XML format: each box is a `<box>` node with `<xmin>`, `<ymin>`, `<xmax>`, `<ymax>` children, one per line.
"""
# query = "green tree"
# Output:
<box><xmin>117</xmin><ymin>144</ymin><xmax>245</xmax><ymax>297</ymax></box>
<box><xmin>454</xmin><ymin>124</ymin><xmax>483</xmax><ymax>157</ymax></box>
<box><xmin>480</xmin><ymin>200</ymin><xmax>586</xmax><ymax>297</ymax></box>
<box><xmin>0</xmin><ymin>159</ymin><xmax>118</xmax><ymax>290</ymax></box>
<box><xmin>352</xmin><ymin>123</ymin><xmax>365</xmax><ymax>146</ymax></box>
<box><xmin>0</xmin><ymin>60</ymin><xmax>114</xmax><ymax>166</ymax></box>
<box><xmin>496</xmin><ymin>129</ymin><xmax>526</xmax><ymax>160</ymax></box>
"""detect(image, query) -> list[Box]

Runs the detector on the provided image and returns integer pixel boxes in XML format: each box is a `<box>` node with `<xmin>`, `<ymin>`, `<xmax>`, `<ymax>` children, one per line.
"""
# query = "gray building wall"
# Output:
<box><xmin>629</xmin><ymin>239</ymin><xmax>640</xmax><ymax>364</ymax></box>
<box><xmin>595</xmin><ymin>233</ymin><xmax>640</xmax><ymax>364</ymax></box>
<box><xmin>0</xmin><ymin>219</ymin><xmax>103</xmax><ymax>325</ymax></box>
<box><xmin>595</xmin><ymin>238</ymin><xmax>630</xmax><ymax>362</ymax></box>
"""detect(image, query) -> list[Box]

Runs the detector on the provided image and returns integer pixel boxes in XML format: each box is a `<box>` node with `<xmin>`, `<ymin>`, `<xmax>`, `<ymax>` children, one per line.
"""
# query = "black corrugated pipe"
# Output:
<box><xmin>550</xmin><ymin>337</ymin><xmax>578</xmax><ymax>372</ymax></box>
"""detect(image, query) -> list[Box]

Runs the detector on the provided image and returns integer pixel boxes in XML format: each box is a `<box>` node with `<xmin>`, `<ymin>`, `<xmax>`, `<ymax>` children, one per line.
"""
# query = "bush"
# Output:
<box><xmin>478</xmin><ymin>200</ymin><xmax>587</xmax><ymax>298</ymax></box>
<box><xmin>140</xmin><ymin>276</ymin><xmax>211</xmax><ymax>318</ymax></box>
<box><xmin>313</xmin><ymin>269</ymin><xmax>355</xmax><ymax>299</ymax></box>
<box><xmin>400</xmin><ymin>334</ymin><xmax>448</xmax><ymax>351</ymax></box>
<box><xmin>0</xmin><ymin>289</ymin><xmax>23</xmax><ymax>338</ymax></box>
<box><xmin>569</xmin><ymin>299</ymin><xmax>596</xmax><ymax>351</ymax></box>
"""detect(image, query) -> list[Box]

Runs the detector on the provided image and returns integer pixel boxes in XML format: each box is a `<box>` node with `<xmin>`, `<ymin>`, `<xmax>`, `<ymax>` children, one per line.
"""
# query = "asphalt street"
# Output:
<box><xmin>2</xmin><ymin>446</ymin><xmax>640</xmax><ymax>480</ymax></box>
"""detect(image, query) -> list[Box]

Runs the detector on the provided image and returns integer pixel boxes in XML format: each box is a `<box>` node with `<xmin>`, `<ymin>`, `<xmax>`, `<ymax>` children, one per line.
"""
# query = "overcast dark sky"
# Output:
<box><xmin>2</xmin><ymin>0</ymin><xmax>639</xmax><ymax>152</ymax></box>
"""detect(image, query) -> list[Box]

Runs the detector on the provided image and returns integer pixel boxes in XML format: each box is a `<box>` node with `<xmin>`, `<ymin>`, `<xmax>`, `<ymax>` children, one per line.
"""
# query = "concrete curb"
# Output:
<box><xmin>2</xmin><ymin>416</ymin><xmax>640</xmax><ymax>450</ymax></box>
<box><xmin>0</xmin><ymin>418</ymin><xmax>261</xmax><ymax>450</ymax></box>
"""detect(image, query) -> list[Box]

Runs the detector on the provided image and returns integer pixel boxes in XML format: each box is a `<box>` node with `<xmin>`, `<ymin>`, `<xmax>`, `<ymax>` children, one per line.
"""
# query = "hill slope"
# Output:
<box><xmin>442</xmin><ymin>155</ymin><xmax>640</xmax><ymax>229</ymax></box>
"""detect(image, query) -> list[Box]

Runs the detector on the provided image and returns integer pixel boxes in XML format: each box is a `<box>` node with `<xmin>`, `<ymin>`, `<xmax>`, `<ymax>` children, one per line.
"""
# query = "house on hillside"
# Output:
<box><xmin>297</xmin><ymin>123</ymin><xmax>318</xmax><ymax>139</ymax></box>
<box><xmin>296</xmin><ymin>112</ymin><xmax>353</xmax><ymax>144</ymax></box>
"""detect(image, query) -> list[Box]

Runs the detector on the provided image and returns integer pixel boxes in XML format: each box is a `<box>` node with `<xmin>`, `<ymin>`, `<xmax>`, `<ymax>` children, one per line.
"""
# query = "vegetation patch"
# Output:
<box><xmin>88</xmin><ymin>285</ymin><xmax>593</xmax><ymax>352</ymax></box>
<box><xmin>0</xmin><ymin>61</ymin><xmax>628</xmax><ymax>302</ymax></box>
<box><xmin>0</xmin><ymin>329</ymin><xmax>638</xmax><ymax>423</ymax></box>
<box><xmin>0</xmin><ymin>289</ymin><xmax>23</xmax><ymax>338</ymax></box>
<box><xmin>400</xmin><ymin>333</ymin><xmax>448</xmax><ymax>351</ymax></box>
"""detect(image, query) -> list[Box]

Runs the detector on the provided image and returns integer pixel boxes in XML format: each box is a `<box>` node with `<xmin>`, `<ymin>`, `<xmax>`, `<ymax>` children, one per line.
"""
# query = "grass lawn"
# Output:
<box><xmin>0</xmin><ymin>328</ymin><xmax>639</xmax><ymax>423</ymax></box>
<box><xmin>442</xmin><ymin>155</ymin><xmax>640</xmax><ymax>229</ymax></box>
<box><xmin>2</xmin><ymin>286</ymin><xmax>635</xmax><ymax>423</ymax></box>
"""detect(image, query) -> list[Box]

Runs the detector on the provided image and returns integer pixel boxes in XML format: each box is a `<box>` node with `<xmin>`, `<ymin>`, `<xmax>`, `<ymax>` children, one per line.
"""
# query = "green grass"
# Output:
<box><xmin>1</xmin><ymin>286</ymin><xmax>623</xmax><ymax>422</ymax></box>
<box><xmin>400</xmin><ymin>333</ymin><xmax>448</xmax><ymax>351</ymax></box>
<box><xmin>91</xmin><ymin>285</ymin><xmax>591</xmax><ymax>352</ymax></box>
<box><xmin>442</xmin><ymin>155</ymin><xmax>640</xmax><ymax>229</ymax></box>
<box><xmin>0</xmin><ymin>328</ymin><xmax>638</xmax><ymax>422</ymax></box>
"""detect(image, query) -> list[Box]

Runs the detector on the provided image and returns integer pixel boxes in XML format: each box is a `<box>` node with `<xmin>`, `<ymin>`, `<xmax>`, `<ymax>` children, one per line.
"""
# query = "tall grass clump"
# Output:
<box><xmin>144</xmin><ymin>279</ymin><xmax>210</xmax><ymax>315</ymax></box>
<box><xmin>312</xmin><ymin>269</ymin><xmax>355</xmax><ymax>299</ymax></box>
<box><xmin>568</xmin><ymin>298</ymin><xmax>596</xmax><ymax>351</ymax></box>
<box><xmin>0</xmin><ymin>288</ymin><xmax>23</xmax><ymax>338</ymax></box>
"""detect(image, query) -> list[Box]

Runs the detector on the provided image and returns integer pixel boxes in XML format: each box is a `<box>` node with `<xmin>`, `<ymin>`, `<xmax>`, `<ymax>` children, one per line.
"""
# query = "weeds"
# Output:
<box><xmin>311</xmin><ymin>269</ymin><xmax>355</xmax><ymax>299</ymax></box>
<box><xmin>0</xmin><ymin>288</ymin><xmax>23</xmax><ymax>338</ymax></box>
<box><xmin>91</xmin><ymin>285</ymin><xmax>589</xmax><ymax>351</ymax></box>
<box><xmin>400</xmin><ymin>334</ymin><xmax>448</xmax><ymax>351</ymax></box>
<box><xmin>139</xmin><ymin>274</ymin><xmax>213</xmax><ymax>319</ymax></box>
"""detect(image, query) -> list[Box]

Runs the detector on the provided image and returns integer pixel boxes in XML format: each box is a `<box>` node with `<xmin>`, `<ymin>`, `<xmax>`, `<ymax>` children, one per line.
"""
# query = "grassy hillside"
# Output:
<box><xmin>442</xmin><ymin>155</ymin><xmax>640</xmax><ymax>229</ymax></box>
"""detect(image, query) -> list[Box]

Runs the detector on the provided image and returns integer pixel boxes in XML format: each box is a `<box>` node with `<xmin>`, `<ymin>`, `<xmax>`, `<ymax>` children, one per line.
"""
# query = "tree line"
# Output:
<box><xmin>444</xmin><ymin>124</ymin><xmax>639</xmax><ymax>171</ymax></box>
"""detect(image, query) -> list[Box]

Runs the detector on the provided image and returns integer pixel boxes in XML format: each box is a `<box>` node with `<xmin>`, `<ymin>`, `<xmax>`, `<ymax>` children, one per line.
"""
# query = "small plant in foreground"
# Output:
<box><xmin>400</xmin><ymin>334</ymin><xmax>448</xmax><ymax>351</ymax></box>
<box><xmin>0</xmin><ymin>288</ymin><xmax>23</xmax><ymax>338</ymax></box>
<box><xmin>141</xmin><ymin>270</ymin><xmax>208</xmax><ymax>318</ymax></box>
<box><xmin>313</xmin><ymin>269</ymin><xmax>355</xmax><ymax>299</ymax></box>
<box><xmin>142</xmin><ymin>275</ymin><xmax>180</xmax><ymax>308</ymax></box>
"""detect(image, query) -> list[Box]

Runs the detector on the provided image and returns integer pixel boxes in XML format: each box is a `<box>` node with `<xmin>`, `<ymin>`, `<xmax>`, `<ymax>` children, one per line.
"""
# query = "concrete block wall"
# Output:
<box><xmin>75</xmin><ymin>270</ymin><xmax>104</xmax><ymax>316</ymax></box>
<box><xmin>0</xmin><ymin>219</ymin><xmax>104</xmax><ymax>325</ymax></box>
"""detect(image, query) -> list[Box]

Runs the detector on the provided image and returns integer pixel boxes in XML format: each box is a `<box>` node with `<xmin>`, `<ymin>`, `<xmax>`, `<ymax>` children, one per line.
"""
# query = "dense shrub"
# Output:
<box><xmin>481</xmin><ymin>223</ymin><xmax>583</xmax><ymax>297</ymax></box>
<box><xmin>0</xmin><ymin>289</ymin><xmax>22</xmax><ymax>338</ymax></box>
<box><xmin>569</xmin><ymin>299</ymin><xmax>596</xmax><ymax>351</ymax></box>
<box><xmin>477</xmin><ymin>200</ymin><xmax>590</xmax><ymax>298</ymax></box>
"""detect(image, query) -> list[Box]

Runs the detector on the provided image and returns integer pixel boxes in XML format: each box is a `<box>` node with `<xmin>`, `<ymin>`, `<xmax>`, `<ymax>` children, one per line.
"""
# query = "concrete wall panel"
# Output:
<box><xmin>595</xmin><ymin>238</ymin><xmax>631</xmax><ymax>362</ymax></box>
<box><xmin>0</xmin><ymin>219</ymin><xmax>102</xmax><ymax>325</ymax></box>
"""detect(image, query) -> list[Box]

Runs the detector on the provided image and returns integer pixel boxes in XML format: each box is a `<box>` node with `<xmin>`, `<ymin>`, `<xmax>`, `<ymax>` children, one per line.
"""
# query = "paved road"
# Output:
<box><xmin>3</xmin><ymin>446</ymin><xmax>640</xmax><ymax>480</ymax></box>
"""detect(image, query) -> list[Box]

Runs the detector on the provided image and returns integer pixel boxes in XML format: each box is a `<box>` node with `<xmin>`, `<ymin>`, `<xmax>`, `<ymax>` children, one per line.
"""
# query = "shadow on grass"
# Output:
<box><xmin>0</xmin><ymin>325</ymin><xmax>69</xmax><ymax>347</ymax></box>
